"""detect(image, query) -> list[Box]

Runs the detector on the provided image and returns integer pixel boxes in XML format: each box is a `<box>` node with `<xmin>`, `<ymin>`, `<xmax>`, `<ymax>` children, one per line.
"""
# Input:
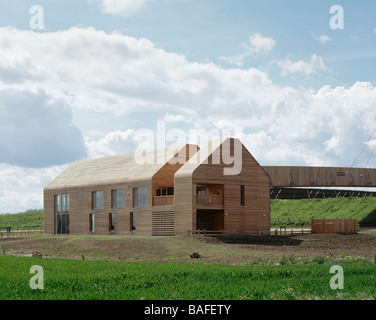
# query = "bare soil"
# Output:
<box><xmin>0</xmin><ymin>231</ymin><xmax>375</xmax><ymax>264</ymax></box>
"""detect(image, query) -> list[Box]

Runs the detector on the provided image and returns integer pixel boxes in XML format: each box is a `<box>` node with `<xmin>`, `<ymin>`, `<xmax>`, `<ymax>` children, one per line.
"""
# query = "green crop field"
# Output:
<box><xmin>0</xmin><ymin>255</ymin><xmax>375</xmax><ymax>300</ymax></box>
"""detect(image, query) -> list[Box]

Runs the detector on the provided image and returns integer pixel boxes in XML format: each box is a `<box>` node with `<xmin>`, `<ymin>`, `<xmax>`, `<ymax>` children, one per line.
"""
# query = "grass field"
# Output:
<box><xmin>1</xmin><ymin>255</ymin><xmax>375</xmax><ymax>300</ymax></box>
<box><xmin>1</xmin><ymin>229</ymin><xmax>375</xmax><ymax>301</ymax></box>
<box><xmin>1</xmin><ymin>199</ymin><xmax>376</xmax><ymax>300</ymax></box>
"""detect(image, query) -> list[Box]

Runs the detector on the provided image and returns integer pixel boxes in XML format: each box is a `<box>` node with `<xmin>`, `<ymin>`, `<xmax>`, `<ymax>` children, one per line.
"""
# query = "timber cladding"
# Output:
<box><xmin>44</xmin><ymin>138</ymin><xmax>271</xmax><ymax>236</ymax></box>
<box><xmin>311</xmin><ymin>219</ymin><xmax>358</xmax><ymax>234</ymax></box>
<box><xmin>264</xmin><ymin>166</ymin><xmax>376</xmax><ymax>188</ymax></box>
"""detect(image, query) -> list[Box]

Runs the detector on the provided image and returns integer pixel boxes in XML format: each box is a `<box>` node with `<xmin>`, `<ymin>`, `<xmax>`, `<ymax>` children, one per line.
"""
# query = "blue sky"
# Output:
<box><xmin>2</xmin><ymin>0</ymin><xmax>376</xmax><ymax>87</ymax></box>
<box><xmin>1</xmin><ymin>0</ymin><xmax>376</xmax><ymax>212</ymax></box>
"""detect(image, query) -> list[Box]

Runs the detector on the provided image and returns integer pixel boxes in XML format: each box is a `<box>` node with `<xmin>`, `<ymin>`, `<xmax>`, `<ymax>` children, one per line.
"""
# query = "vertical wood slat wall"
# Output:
<box><xmin>190</xmin><ymin>140</ymin><xmax>270</xmax><ymax>235</ymax></box>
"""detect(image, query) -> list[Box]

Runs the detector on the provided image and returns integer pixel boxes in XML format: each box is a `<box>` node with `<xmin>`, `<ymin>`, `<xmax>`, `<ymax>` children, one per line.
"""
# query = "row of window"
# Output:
<box><xmin>92</xmin><ymin>187</ymin><xmax>147</xmax><ymax>210</ymax></box>
<box><xmin>89</xmin><ymin>212</ymin><xmax>136</xmax><ymax>233</ymax></box>
<box><xmin>57</xmin><ymin>185</ymin><xmax>244</xmax><ymax>215</ymax></box>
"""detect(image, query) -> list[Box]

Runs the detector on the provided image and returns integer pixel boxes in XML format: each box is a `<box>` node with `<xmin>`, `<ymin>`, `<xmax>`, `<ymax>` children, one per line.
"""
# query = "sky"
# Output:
<box><xmin>1</xmin><ymin>0</ymin><xmax>376</xmax><ymax>213</ymax></box>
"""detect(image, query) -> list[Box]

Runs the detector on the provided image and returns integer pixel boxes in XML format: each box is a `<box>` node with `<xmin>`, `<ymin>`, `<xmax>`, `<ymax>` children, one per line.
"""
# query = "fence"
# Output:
<box><xmin>271</xmin><ymin>227</ymin><xmax>311</xmax><ymax>236</ymax></box>
<box><xmin>311</xmin><ymin>219</ymin><xmax>358</xmax><ymax>234</ymax></box>
<box><xmin>189</xmin><ymin>228</ymin><xmax>311</xmax><ymax>236</ymax></box>
<box><xmin>0</xmin><ymin>230</ymin><xmax>42</xmax><ymax>238</ymax></box>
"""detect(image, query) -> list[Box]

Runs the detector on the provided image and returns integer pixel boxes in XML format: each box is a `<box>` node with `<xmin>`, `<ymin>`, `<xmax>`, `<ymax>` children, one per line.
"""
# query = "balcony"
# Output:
<box><xmin>153</xmin><ymin>195</ymin><xmax>175</xmax><ymax>206</ymax></box>
<box><xmin>196</xmin><ymin>194</ymin><xmax>224</xmax><ymax>208</ymax></box>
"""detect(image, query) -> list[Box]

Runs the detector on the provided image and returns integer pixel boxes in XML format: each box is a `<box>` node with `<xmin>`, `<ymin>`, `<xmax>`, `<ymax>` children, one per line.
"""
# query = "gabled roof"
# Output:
<box><xmin>174</xmin><ymin>138</ymin><xmax>226</xmax><ymax>178</ymax></box>
<box><xmin>45</xmin><ymin>144</ymin><xmax>195</xmax><ymax>190</ymax></box>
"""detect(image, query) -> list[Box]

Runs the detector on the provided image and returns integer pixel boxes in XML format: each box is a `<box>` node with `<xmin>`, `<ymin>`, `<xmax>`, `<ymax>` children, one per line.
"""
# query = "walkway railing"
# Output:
<box><xmin>153</xmin><ymin>195</ymin><xmax>175</xmax><ymax>206</ymax></box>
<box><xmin>196</xmin><ymin>195</ymin><xmax>224</xmax><ymax>206</ymax></box>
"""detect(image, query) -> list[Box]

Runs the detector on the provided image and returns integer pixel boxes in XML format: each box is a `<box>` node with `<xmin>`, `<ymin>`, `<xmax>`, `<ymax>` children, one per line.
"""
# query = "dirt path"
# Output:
<box><xmin>0</xmin><ymin>232</ymin><xmax>375</xmax><ymax>264</ymax></box>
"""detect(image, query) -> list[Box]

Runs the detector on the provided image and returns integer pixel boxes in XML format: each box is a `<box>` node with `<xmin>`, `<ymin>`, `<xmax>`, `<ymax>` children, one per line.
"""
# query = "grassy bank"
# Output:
<box><xmin>271</xmin><ymin>197</ymin><xmax>376</xmax><ymax>227</ymax></box>
<box><xmin>0</xmin><ymin>209</ymin><xmax>43</xmax><ymax>230</ymax></box>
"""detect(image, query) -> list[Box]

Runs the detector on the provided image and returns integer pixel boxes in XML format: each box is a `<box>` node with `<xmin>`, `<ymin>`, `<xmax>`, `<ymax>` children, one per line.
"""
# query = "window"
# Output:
<box><xmin>196</xmin><ymin>186</ymin><xmax>206</xmax><ymax>195</ymax></box>
<box><xmin>55</xmin><ymin>194</ymin><xmax>69</xmax><ymax>234</ymax></box>
<box><xmin>156</xmin><ymin>187</ymin><xmax>174</xmax><ymax>196</ymax></box>
<box><xmin>92</xmin><ymin>191</ymin><xmax>104</xmax><ymax>210</ymax></box>
<box><xmin>130</xmin><ymin>212</ymin><xmax>136</xmax><ymax>231</ymax></box>
<box><xmin>62</xmin><ymin>194</ymin><xmax>67</xmax><ymax>213</ymax></box>
<box><xmin>241</xmin><ymin>185</ymin><xmax>245</xmax><ymax>206</ymax></box>
<box><xmin>109</xmin><ymin>213</ymin><xmax>114</xmax><ymax>232</ymax></box>
<box><xmin>56</xmin><ymin>195</ymin><xmax>61</xmax><ymax>213</ymax></box>
<box><xmin>133</xmin><ymin>187</ymin><xmax>147</xmax><ymax>208</ymax></box>
<box><xmin>112</xmin><ymin>189</ymin><xmax>125</xmax><ymax>209</ymax></box>
<box><xmin>89</xmin><ymin>214</ymin><xmax>95</xmax><ymax>232</ymax></box>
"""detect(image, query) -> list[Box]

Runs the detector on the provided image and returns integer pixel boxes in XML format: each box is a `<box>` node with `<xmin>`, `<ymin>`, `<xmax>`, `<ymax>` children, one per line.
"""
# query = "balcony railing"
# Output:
<box><xmin>153</xmin><ymin>195</ymin><xmax>175</xmax><ymax>206</ymax></box>
<box><xmin>196</xmin><ymin>194</ymin><xmax>224</xmax><ymax>206</ymax></box>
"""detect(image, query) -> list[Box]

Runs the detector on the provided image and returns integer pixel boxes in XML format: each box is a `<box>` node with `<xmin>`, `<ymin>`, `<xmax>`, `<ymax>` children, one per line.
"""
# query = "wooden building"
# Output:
<box><xmin>44</xmin><ymin>138</ymin><xmax>271</xmax><ymax>236</ymax></box>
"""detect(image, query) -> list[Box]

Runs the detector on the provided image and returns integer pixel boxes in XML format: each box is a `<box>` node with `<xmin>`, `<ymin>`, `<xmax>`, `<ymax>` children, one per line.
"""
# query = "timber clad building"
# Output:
<box><xmin>44</xmin><ymin>138</ymin><xmax>271</xmax><ymax>236</ymax></box>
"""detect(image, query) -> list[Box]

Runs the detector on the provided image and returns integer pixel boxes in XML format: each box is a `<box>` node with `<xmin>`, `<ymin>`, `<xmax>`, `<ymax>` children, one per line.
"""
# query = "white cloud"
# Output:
<box><xmin>96</xmin><ymin>0</ymin><xmax>149</xmax><ymax>17</ymax></box>
<box><xmin>0</xmin><ymin>89</ymin><xmax>86</xmax><ymax>167</ymax></box>
<box><xmin>162</xmin><ymin>113</ymin><xmax>194</xmax><ymax>124</ymax></box>
<box><xmin>0</xmin><ymin>164</ymin><xmax>67</xmax><ymax>213</ymax></box>
<box><xmin>1</xmin><ymin>27</ymin><xmax>376</xmax><ymax>211</ymax></box>
<box><xmin>219</xmin><ymin>33</ymin><xmax>275</xmax><ymax>67</ymax></box>
<box><xmin>278</xmin><ymin>54</ymin><xmax>327</xmax><ymax>76</ymax></box>
<box><xmin>248</xmin><ymin>33</ymin><xmax>276</xmax><ymax>52</ymax></box>
<box><xmin>312</xmin><ymin>33</ymin><xmax>332</xmax><ymax>44</ymax></box>
<box><xmin>85</xmin><ymin>129</ymin><xmax>137</xmax><ymax>158</ymax></box>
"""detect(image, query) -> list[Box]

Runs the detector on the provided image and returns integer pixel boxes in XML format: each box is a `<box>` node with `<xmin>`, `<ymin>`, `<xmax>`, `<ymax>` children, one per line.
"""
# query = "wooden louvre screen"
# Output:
<box><xmin>152</xmin><ymin>211</ymin><xmax>175</xmax><ymax>236</ymax></box>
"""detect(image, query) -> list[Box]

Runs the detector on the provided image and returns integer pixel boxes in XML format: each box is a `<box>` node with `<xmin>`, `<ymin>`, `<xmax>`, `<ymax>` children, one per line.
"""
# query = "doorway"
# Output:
<box><xmin>196</xmin><ymin>209</ymin><xmax>224</xmax><ymax>231</ymax></box>
<box><xmin>56</xmin><ymin>213</ymin><xmax>69</xmax><ymax>234</ymax></box>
